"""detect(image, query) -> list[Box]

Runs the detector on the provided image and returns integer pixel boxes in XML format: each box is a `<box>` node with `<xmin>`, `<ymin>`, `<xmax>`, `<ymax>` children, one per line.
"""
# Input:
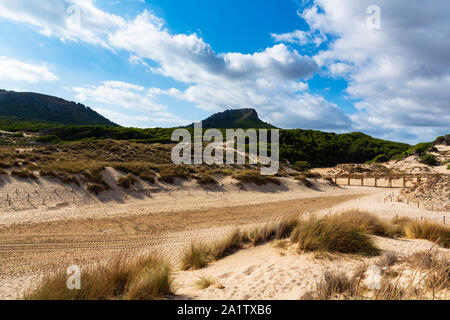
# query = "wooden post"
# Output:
<box><xmin>374</xmin><ymin>178</ymin><xmax>378</xmax><ymax>187</ymax></box>
<box><xmin>403</xmin><ymin>176</ymin><xmax>406</xmax><ymax>188</ymax></box>
<box><xmin>361</xmin><ymin>177</ymin><xmax>364</xmax><ymax>186</ymax></box>
<box><xmin>388</xmin><ymin>176</ymin><xmax>392</xmax><ymax>188</ymax></box>
<box><xmin>334</xmin><ymin>177</ymin><xmax>337</xmax><ymax>184</ymax></box>
<box><xmin>348</xmin><ymin>176</ymin><xmax>351</xmax><ymax>186</ymax></box>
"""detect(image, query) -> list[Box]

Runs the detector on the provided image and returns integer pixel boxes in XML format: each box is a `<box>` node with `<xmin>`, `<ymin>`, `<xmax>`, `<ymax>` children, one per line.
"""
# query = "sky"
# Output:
<box><xmin>0</xmin><ymin>0</ymin><xmax>449</xmax><ymax>144</ymax></box>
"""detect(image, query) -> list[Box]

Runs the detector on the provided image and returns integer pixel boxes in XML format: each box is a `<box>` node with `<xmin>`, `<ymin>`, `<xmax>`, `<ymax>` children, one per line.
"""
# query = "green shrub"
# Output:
<box><xmin>36</xmin><ymin>135</ymin><xmax>62</xmax><ymax>144</ymax></box>
<box><xmin>293</xmin><ymin>161</ymin><xmax>311</xmax><ymax>172</ymax></box>
<box><xmin>372</xmin><ymin>154</ymin><xmax>389</xmax><ymax>163</ymax></box>
<box><xmin>420</xmin><ymin>154</ymin><xmax>438</xmax><ymax>166</ymax></box>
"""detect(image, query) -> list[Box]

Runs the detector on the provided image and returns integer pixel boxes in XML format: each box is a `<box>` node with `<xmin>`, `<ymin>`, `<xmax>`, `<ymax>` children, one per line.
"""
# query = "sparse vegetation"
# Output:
<box><xmin>295</xmin><ymin>175</ymin><xmax>313</xmax><ymax>188</ymax></box>
<box><xmin>10</xmin><ymin>169</ymin><xmax>37</xmax><ymax>180</ymax></box>
<box><xmin>232</xmin><ymin>170</ymin><xmax>280</xmax><ymax>185</ymax></box>
<box><xmin>293</xmin><ymin>161</ymin><xmax>310</xmax><ymax>172</ymax></box>
<box><xmin>301</xmin><ymin>268</ymin><xmax>366</xmax><ymax>300</ymax></box>
<box><xmin>301</xmin><ymin>249</ymin><xmax>449</xmax><ymax>300</ymax></box>
<box><xmin>405</xmin><ymin>221</ymin><xmax>450</xmax><ymax>248</ymax></box>
<box><xmin>24</xmin><ymin>254</ymin><xmax>174</xmax><ymax>300</ymax></box>
<box><xmin>194</xmin><ymin>174</ymin><xmax>217</xmax><ymax>185</ymax></box>
<box><xmin>87</xmin><ymin>183</ymin><xmax>107</xmax><ymax>195</ymax></box>
<box><xmin>117</xmin><ymin>173</ymin><xmax>136</xmax><ymax>189</ymax></box>
<box><xmin>181</xmin><ymin>243</ymin><xmax>211</xmax><ymax>271</ymax></box>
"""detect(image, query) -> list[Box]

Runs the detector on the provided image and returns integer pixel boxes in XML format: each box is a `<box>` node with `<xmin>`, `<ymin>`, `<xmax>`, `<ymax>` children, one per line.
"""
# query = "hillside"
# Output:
<box><xmin>0</xmin><ymin>90</ymin><xmax>117</xmax><ymax>126</ymax></box>
<box><xmin>189</xmin><ymin>108</ymin><xmax>276</xmax><ymax>129</ymax></box>
<box><xmin>0</xmin><ymin>91</ymin><xmax>413</xmax><ymax>167</ymax></box>
<box><xmin>280</xmin><ymin>130</ymin><xmax>411</xmax><ymax>167</ymax></box>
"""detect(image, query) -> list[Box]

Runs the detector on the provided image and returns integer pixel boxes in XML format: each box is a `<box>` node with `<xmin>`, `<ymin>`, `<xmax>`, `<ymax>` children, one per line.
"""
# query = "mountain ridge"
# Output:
<box><xmin>189</xmin><ymin>108</ymin><xmax>276</xmax><ymax>129</ymax></box>
<box><xmin>0</xmin><ymin>89</ymin><xmax>117</xmax><ymax>126</ymax></box>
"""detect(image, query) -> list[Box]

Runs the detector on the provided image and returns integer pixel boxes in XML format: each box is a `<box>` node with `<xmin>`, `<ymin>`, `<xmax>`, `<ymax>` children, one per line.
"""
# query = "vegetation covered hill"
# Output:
<box><xmin>0</xmin><ymin>90</ymin><xmax>117</xmax><ymax>126</ymax></box>
<box><xmin>279</xmin><ymin>130</ymin><xmax>410</xmax><ymax>167</ymax></box>
<box><xmin>189</xmin><ymin>108</ymin><xmax>276</xmax><ymax>129</ymax></box>
<box><xmin>0</xmin><ymin>123</ymin><xmax>411</xmax><ymax>168</ymax></box>
<box><xmin>0</xmin><ymin>89</ymin><xmax>414</xmax><ymax>168</ymax></box>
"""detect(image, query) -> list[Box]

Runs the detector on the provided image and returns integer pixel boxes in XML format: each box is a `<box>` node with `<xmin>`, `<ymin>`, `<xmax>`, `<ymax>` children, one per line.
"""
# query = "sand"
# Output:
<box><xmin>0</xmin><ymin>172</ymin><xmax>448</xmax><ymax>300</ymax></box>
<box><xmin>173</xmin><ymin>238</ymin><xmax>449</xmax><ymax>300</ymax></box>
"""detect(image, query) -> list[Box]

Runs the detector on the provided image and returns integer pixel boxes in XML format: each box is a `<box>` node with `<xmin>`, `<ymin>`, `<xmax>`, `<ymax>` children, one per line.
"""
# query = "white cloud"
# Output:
<box><xmin>271</xmin><ymin>30</ymin><xmax>310</xmax><ymax>45</ymax></box>
<box><xmin>0</xmin><ymin>1</ymin><xmax>352</xmax><ymax>130</ymax></box>
<box><xmin>301</xmin><ymin>0</ymin><xmax>450</xmax><ymax>142</ymax></box>
<box><xmin>0</xmin><ymin>56</ymin><xmax>58</xmax><ymax>83</ymax></box>
<box><xmin>0</xmin><ymin>0</ymin><xmax>125</xmax><ymax>47</ymax></box>
<box><xmin>71</xmin><ymin>81</ymin><xmax>188</xmax><ymax>126</ymax></box>
<box><xmin>271</xmin><ymin>29</ymin><xmax>327</xmax><ymax>47</ymax></box>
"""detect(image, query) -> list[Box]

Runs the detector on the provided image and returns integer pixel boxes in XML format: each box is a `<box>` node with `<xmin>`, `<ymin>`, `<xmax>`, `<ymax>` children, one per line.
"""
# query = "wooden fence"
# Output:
<box><xmin>329</xmin><ymin>173</ymin><xmax>449</xmax><ymax>189</ymax></box>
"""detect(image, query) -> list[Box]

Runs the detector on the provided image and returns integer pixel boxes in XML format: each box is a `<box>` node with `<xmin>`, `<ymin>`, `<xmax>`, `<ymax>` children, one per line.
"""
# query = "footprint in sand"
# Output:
<box><xmin>243</xmin><ymin>265</ymin><xmax>257</xmax><ymax>275</ymax></box>
<box><xmin>218</xmin><ymin>272</ymin><xmax>232</xmax><ymax>279</ymax></box>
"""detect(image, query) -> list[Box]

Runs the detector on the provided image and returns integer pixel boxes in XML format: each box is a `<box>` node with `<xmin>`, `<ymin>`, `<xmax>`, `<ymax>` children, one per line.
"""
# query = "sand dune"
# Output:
<box><xmin>0</xmin><ymin>172</ymin><xmax>448</xmax><ymax>300</ymax></box>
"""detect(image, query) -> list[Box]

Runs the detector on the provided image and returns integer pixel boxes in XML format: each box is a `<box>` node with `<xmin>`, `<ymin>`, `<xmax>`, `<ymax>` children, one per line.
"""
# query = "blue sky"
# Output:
<box><xmin>0</xmin><ymin>0</ymin><xmax>449</xmax><ymax>144</ymax></box>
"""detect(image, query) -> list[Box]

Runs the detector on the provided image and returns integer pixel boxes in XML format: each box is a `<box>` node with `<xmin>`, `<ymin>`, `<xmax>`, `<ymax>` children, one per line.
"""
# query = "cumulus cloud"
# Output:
<box><xmin>301</xmin><ymin>0</ymin><xmax>450</xmax><ymax>141</ymax></box>
<box><xmin>71</xmin><ymin>81</ymin><xmax>188</xmax><ymax>126</ymax></box>
<box><xmin>0</xmin><ymin>0</ymin><xmax>125</xmax><ymax>46</ymax></box>
<box><xmin>0</xmin><ymin>56</ymin><xmax>58</xmax><ymax>82</ymax></box>
<box><xmin>0</xmin><ymin>0</ymin><xmax>353</xmax><ymax>130</ymax></box>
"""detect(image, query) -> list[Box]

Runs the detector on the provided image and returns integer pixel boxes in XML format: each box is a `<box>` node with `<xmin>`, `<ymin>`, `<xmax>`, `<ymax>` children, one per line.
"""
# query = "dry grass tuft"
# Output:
<box><xmin>24</xmin><ymin>254</ymin><xmax>174</xmax><ymax>300</ymax></box>
<box><xmin>181</xmin><ymin>243</ymin><xmax>211</xmax><ymax>271</ymax></box>
<box><xmin>340</xmin><ymin>211</ymin><xmax>404</xmax><ymax>238</ymax></box>
<box><xmin>87</xmin><ymin>183</ymin><xmax>107</xmax><ymax>195</ymax></box>
<box><xmin>209</xmin><ymin>229</ymin><xmax>243</xmax><ymax>260</ymax></box>
<box><xmin>405</xmin><ymin>221</ymin><xmax>450</xmax><ymax>248</ymax></box>
<box><xmin>11</xmin><ymin>169</ymin><xmax>37</xmax><ymax>180</ymax></box>
<box><xmin>195</xmin><ymin>277</ymin><xmax>216</xmax><ymax>290</ymax></box>
<box><xmin>232</xmin><ymin>170</ymin><xmax>280</xmax><ymax>186</ymax></box>
<box><xmin>294</xmin><ymin>175</ymin><xmax>313</xmax><ymax>188</ymax></box>
<box><xmin>117</xmin><ymin>173</ymin><xmax>136</xmax><ymax>189</ymax></box>
<box><xmin>293</xmin><ymin>215</ymin><xmax>380</xmax><ymax>256</ymax></box>
<box><xmin>301</xmin><ymin>267</ymin><xmax>366</xmax><ymax>300</ymax></box>
<box><xmin>181</xmin><ymin>229</ymin><xmax>247</xmax><ymax>270</ymax></box>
